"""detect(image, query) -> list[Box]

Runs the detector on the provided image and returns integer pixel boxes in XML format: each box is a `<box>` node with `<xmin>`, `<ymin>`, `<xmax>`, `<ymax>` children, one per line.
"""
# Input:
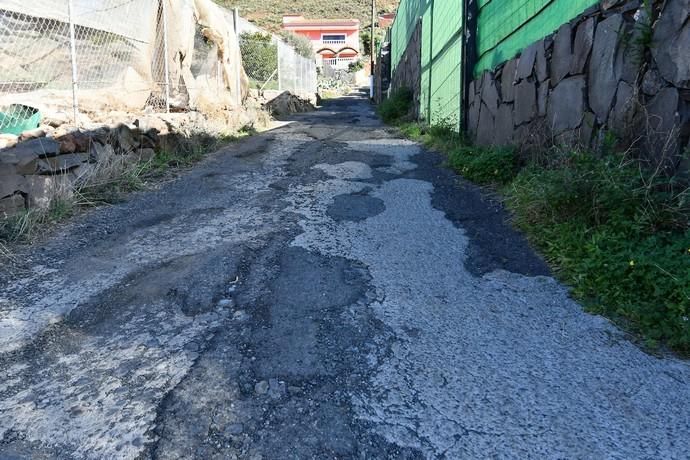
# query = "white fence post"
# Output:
<box><xmin>161</xmin><ymin>0</ymin><xmax>171</xmax><ymax>113</ymax></box>
<box><xmin>67</xmin><ymin>0</ymin><xmax>79</xmax><ymax>127</ymax></box>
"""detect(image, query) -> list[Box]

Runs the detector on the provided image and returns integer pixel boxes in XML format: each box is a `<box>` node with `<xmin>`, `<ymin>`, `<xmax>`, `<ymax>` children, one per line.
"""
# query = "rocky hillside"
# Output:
<box><xmin>216</xmin><ymin>0</ymin><xmax>399</xmax><ymax>33</ymax></box>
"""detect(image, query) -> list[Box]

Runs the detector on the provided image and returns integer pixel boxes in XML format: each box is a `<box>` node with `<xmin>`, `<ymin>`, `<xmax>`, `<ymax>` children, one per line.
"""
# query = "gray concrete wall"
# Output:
<box><xmin>467</xmin><ymin>0</ymin><xmax>690</xmax><ymax>172</ymax></box>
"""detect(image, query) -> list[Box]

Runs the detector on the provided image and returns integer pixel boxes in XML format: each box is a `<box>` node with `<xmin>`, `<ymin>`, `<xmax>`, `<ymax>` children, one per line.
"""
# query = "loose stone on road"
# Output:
<box><xmin>0</xmin><ymin>92</ymin><xmax>689</xmax><ymax>459</ymax></box>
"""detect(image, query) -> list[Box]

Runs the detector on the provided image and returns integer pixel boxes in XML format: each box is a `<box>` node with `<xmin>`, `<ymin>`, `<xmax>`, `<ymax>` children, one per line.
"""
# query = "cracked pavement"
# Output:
<box><xmin>1</xmin><ymin>91</ymin><xmax>689</xmax><ymax>459</ymax></box>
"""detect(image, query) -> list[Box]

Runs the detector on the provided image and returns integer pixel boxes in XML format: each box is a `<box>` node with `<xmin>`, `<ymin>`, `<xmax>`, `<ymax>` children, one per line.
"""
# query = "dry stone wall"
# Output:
<box><xmin>468</xmin><ymin>0</ymin><xmax>690</xmax><ymax>172</ymax></box>
<box><xmin>390</xmin><ymin>20</ymin><xmax>423</xmax><ymax>119</ymax></box>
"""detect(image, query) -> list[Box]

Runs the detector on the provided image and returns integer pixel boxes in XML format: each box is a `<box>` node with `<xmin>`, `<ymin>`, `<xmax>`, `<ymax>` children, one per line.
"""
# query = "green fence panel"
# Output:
<box><xmin>427</xmin><ymin>0</ymin><xmax>462</xmax><ymax>127</ymax></box>
<box><xmin>390</xmin><ymin>0</ymin><xmax>432</xmax><ymax>71</ymax></box>
<box><xmin>476</xmin><ymin>0</ymin><xmax>598</xmax><ymax>74</ymax></box>
<box><xmin>389</xmin><ymin>0</ymin><xmax>599</xmax><ymax>128</ymax></box>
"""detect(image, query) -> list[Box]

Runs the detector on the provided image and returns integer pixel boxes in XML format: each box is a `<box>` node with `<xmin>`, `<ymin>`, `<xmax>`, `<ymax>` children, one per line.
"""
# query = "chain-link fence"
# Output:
<box><xmin>240</xmin><ymin>34</ymin><xmax>279</xmax><ymax>91</ymax></box>
<box><xmin>277</xmin><ymin>40</ymin><xmax>317</xmax><ymax>96</ymax></box>
<box><xmin>0</xmin><ymin>1</ymin><xmax>317</xmax><ymax>136</ymax></box>
<box><xmin>239</xmin><ymin>32</ymin><xmax>317</xmax><ymax>97</ymax></box>
<box><xmin>0</xmin><ymin>0</ymin><xmax>166</xmax><ymax>133</ymax></box>
<box><xmin>0</xmin><ymin>0</ymin><xmax>251</xmax><ymax>135</ymax></box>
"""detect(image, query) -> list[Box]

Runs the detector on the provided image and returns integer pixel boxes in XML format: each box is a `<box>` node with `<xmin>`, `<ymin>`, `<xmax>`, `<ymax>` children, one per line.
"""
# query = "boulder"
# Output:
<box><xmin>571</xmin><ymin>17</ymin><xmax>595</xmax><ymax>75</ymax></box>
<box><xmin>480</xmin><ymin>72</ymin><xmax>500</xmax><ymax>116</ymax></box>
<box><xmin>110</xmin><ymin>123</ymin><xmax>141</xmax><ymax>155</ymax></box>
<box><xmin>475</xmin><ymin>102</ymin><xmax>496</xmax><ymax>146</ymax></box>
<box><xmin>26</xmin><ymin>175</ymin><xmax>73</xmax><ymax>209</ymax></box>
<box><xmin>0</xmin><ymin>169</ymin><xmax>28</xmax><ymax>199</ymax></box>
<box><xmin>0</xmin><ymin>138</ymin><xmax>60</xmax><ymax>174</ymax></box>
<box><xmin>651</xmin><ymin>0</ymin><xmax>690</xmax><ymax>88</ymax></box>
<box><xmin>19</xmin><ymin>128</ymin><xmax>46</xmax><ymax>142</ymax></box>
<box><xmin>609</xmin><ymin>81</ymin><xmax>637</xmax><ymax>134</ymax></box>
<box><xmin>646</xmin><ymin>87</ymin><xmax>680</xmax><ymax>137</ymax></box>
<box><xmin>128</xmin><ymin>148</ymin><xmax>155</xmax><ymax>163</ymax></box>
<box><xmin>515</xmin><ymin>43</ymin><xmax>537</xmax><ymax>81</ymax></box>
<box><xmin>642</xmin><ymin>68</ymin><xmax>667</xmax><ymax>96</ymax></box>
<box><xmin>56</xmin><ymin>131</ymin><xmax>92</xmax><ymax>154</ymax></box>
<box><xmin>38</xmin><ymin>153</ymin><xmax>88</xmax><ymax>174</ymax></box>
<box><xmin>535</xmin><ymin>40</ymin><xmax>548</xmax><ymax>82</ymax></box>
<box><xmin>547</xmin><ymin>76</ymin><xmax>586</xmax><ymax>134</ymax></box>
<box><xmin>89</xmin><ymin>141</ymin><xmax>115</xmax><ymax>164</ymax></box>
<box><xmin>0</xmin><ymin>193</ymin><xmax>26</xmax><ymax>216</ymax></box>
<box><xmin>500</xmin><ymin>59</ymin><xmax>518</xmax><ymax>102</ymax></box>
<box><xmin>468</xmin><ymin>95</ymin><xmax>481</xmax><ymax>137</ymax></box>
<box><xmin>580</xmin><ymin>111</ymin><xmax>597</xmax><ymax>147</ymax></box>
<box><xmin>551</xmin><ymin>23</ymin><xmax>573</xmax><ymax>84</ymax></box>
<box><xmin>493</xmin><ymin>104</ymin><xmax>514</xmax><ymax>146</ymax></box>
<box><xmin>589</xmin><ymin>14</ymin><xmax>624</xmax><ymax>122</ymax></box>
<box><xmin>516</xmin><ymin>43</ymin><xmax>537</xmax><ymax>80</ymax></box>
<box><xmin>537</xmin><ymin>80</ymin><xmax>549</xmax><ymax>117</ymax></box>
<box><xmin>514</xmin><ymin>79</ymin><xmax>537</xmax><ymax>125</ymax></box>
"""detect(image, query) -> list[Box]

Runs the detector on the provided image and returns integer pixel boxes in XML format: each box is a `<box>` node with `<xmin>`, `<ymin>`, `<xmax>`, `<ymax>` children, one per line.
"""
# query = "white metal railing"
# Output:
<box><xmin>322</xmin><ymin>39</ymin><xmax>346</xmax><ymax>45</ymax></box>
<box><xmin>322</xmin><ymin>57</ymin><xmax>356</xmax><ymax>68</ymax></box>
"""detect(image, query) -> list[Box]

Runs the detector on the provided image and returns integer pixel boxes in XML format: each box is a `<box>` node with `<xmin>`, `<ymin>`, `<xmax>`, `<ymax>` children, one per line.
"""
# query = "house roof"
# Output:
<box><xmin>282</xmin><ymin>15</ymin><xmax>360</xmax><ymax>29</ymax></box>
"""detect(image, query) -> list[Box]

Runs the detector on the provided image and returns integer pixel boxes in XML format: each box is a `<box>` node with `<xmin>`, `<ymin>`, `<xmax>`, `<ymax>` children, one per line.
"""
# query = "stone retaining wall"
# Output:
<box><xmin>390</xmin><ymin>20</ymin><xmax>423</xmax><ymax>119</ymax></box>
<box><xmin>468</xmin><ymin>0</ymin><xmax>690</xmax><ymax>172</ymax></box>
<box><xmin>0</xmin><ymin>103</ymin><xmax>269</xmax><ymax>218</ymax></box>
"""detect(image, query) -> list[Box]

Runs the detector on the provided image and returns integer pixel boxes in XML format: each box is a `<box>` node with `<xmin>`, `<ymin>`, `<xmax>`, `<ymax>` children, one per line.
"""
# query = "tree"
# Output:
<box><xmin>239</xmin><ymin>32</ymin><xmax>278</xmax><ymax>82</ymax></box>
<box><xmin>279</xmin><ymin>31</ymin><xmax>314</xmax><ymax>59</ymax></box>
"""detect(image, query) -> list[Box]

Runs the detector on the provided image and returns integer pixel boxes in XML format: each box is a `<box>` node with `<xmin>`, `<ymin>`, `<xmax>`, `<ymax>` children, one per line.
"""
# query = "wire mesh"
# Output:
<box><xmin>240</xmin><ymin>35</ymin><xmax>279</xmax><ymax>91</ymax></box>
<box><xmin>0</xmin><ymin>0</ymin><xmax>164</xmax><ymax>132</ymax></box>
<box><xmin>277</xmin><ymin>40</ymin><xmax>317</xmax><ymax>96</ymax></box>
<box><xmin>0</xmin><ymin>1</ymin><xmax>316</xmax><ymax>136</ymax></box>
<box><xmin>0</xmin><ymin>8</ymin><xmax>73</xmax><ymax>131</ymax></box>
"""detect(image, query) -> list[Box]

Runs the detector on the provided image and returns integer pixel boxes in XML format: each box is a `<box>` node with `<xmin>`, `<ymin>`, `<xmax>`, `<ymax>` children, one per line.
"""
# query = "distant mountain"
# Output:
<box><xmin>216</xmin><ymin>0</ymin><xmax>399</xmax><ymax>33</ymax></box>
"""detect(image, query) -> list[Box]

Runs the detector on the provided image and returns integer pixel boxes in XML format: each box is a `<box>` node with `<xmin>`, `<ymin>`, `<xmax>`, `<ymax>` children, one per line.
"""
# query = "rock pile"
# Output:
<box><xmin>263</xmin><ymin>92</ymin><xmax>316</xmax><ymax>117</ymax></box>
<box><xmin>0</xmin><ymin>122</ymin><xmax>163</xmax><ymax>216</ymax></box>
<box><xmin>467</xmin><ymin>0</ymin><xmax>690</xmax><ymax>170</ymax></box>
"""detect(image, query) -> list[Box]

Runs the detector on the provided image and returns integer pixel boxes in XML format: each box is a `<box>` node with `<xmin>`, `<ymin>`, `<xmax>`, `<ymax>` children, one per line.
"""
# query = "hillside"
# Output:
<box><xmin>215</xmin><ymin>0</ymin><xmax>399</xmax><ymax>33</ymax></box>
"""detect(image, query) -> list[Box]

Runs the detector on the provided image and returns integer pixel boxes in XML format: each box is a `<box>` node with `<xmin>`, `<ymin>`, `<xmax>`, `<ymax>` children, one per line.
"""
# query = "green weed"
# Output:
<box><xmin>389</xmin><ymin>113</ymin><xmax>690</xmax><ymax>353</ymax></box>
<box><xmin>377</xmin><ymin>88</ymin><xmax>414</xmax><ymax>124</ymax></box>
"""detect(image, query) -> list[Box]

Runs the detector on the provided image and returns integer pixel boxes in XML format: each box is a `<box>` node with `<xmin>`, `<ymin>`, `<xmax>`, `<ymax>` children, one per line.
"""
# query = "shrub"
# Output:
<box><xmin>279</xmin><ymin>31</ymin><xmax>314</xmax><ymax>59</ymax></box>
<box><xmin>377</xmin><ymin>88</ymin><xmax>413</xmax><ymax>123</ymax></box>
<box><xmin>446</xmin><ymin>145</ymin><xmax>517</xmax><ymax>185</ymax></box>
<box><xmin>239</xmin><ymin>32</ymin><xmax>278</xmax><ymax>82</ymax></box>
<box><xmin>506</xmin><ymin>152</ymin><xmax>690</xmax><ymax>351</ymax></box>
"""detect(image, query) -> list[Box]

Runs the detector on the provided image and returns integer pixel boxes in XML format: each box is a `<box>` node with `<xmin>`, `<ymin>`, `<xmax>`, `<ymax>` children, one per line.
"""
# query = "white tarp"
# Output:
<box><xmin>0</xmin><ymin>0</ymin><xmax>157</xmax><ymax>42</ymax></box>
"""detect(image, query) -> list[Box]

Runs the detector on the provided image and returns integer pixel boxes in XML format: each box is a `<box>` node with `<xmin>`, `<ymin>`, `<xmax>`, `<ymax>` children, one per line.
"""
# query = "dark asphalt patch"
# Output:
<box><xmin>327</xmin><ymin>190</ymin><xmax>386</xmax><ymax>222</ymax></box>
<box><xmin>403</xmin><ymin>150</ymin><xmax>550</xmax><ymax>277</ymax></box>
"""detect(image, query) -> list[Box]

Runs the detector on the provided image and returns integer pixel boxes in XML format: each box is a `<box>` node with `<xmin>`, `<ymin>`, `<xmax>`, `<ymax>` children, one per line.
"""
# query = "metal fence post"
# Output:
<box><xmin>232</xmin><ymin>7</ymin><xmax>242</xmax><ymax>106</ymax></box>
<box><xmin>161</xmin><ymin>0</ymin><xmax>171</xmax><ymax>113</ymax></box>
<box><xmin>67</xmin><ymin>0</ymin><xmax>79</xmax><ymax>127</ymax></box>
<box><xmin>276</xmin><ymin>47</ymin><xmax>283</xmax><ymax>92</ymax></box>
<box><xmin>277</xmin><ymin>42</ymin><xmax>282</xmax><ymax>91</ymax></box>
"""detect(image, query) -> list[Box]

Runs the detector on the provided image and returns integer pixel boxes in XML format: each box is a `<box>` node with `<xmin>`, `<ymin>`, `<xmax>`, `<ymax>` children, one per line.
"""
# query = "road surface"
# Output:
<box><xmin>1</xmin><ymin>92</ymin><xmax>689</xmax><ymax>459</ymax></box>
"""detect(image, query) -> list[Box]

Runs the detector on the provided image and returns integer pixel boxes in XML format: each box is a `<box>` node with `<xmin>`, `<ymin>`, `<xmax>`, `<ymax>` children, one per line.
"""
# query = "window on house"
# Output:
<box><xmin>322</xmin><ymin>34</ymin><xmax>346</xmax><ymax>43</ymax></box>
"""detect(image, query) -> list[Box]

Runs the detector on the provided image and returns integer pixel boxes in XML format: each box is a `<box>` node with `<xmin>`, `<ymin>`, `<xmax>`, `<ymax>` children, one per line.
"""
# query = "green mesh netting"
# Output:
<box><xmin>389</xmin><ymin>0</ymin><xmax>598</xmax><ymax>125</ymax></box>
<box><xmin>476</xmin><ymin>0</ymin><xmax>598</xmax><ymax>73</ymax></box>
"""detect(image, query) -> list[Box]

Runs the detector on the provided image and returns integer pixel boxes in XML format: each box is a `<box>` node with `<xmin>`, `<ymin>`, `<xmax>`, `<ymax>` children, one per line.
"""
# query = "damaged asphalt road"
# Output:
<box><xmin>1</xmin><ymin>92</ymin><xmax>689</xmax><ymax>459</ymax></box>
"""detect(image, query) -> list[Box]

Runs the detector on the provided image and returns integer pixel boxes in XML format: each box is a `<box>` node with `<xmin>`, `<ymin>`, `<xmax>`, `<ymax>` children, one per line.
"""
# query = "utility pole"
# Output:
<box><xmin>370</xmin><ymin>0</ymin><xmax>376</xmax><ymax>98</ymax></box>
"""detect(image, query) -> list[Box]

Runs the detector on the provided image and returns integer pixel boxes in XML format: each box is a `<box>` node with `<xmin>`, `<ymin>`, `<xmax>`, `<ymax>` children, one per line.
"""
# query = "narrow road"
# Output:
<box><xmin>1</xmin><ymin>92</ymin><xmax>688</xmax><ymax>459</ymax></box>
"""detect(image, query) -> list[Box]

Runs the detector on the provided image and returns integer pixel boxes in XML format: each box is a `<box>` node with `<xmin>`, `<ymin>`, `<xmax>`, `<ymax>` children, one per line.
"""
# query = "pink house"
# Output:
<box><xmin>281</xmin><ymin>15</ymin><xmax>360</xmax><ymax>69</ymax></box>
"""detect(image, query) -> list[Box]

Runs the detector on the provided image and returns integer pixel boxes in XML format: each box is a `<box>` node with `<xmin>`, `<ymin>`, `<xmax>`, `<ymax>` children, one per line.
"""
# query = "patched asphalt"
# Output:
<box><xmin>1</xmin><ymin>92</ymin><xmax>689</xmax><ymax>459</ymax></box>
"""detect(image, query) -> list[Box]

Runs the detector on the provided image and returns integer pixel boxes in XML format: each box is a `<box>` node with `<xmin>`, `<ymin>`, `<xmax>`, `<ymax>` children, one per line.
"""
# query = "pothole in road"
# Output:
<box><xmin>327</xmin><ymin>189</ymin><xmax>386</xmax><ymax>223</ymax></box>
